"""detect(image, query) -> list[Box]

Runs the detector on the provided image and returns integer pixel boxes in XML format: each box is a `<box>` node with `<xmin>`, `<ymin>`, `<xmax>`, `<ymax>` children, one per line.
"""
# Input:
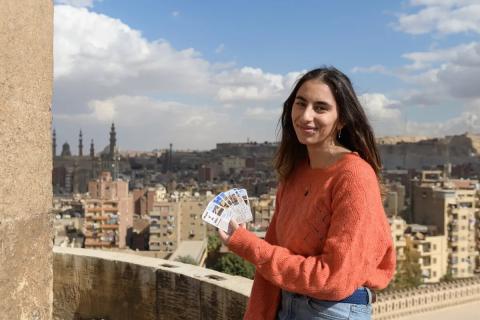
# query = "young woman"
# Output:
<box><xmin>219</xmin><ymin>67</ymin><xmax>396</xmax><ymax>320</ymax></box>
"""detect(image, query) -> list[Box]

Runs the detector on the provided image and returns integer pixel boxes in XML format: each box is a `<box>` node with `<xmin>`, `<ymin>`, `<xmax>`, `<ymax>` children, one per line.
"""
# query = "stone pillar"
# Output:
<box><xmin>0</xmin><ymin>1</ymin><xmax>53</xmax><ymax>319</ymax></box>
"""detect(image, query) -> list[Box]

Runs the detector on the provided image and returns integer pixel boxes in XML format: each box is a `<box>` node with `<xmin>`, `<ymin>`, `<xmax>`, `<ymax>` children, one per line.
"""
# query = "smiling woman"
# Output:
<box><xmin>218</xmin><ymin>67</ymin><xmax>396</xmax><ymax>320</ymax></box>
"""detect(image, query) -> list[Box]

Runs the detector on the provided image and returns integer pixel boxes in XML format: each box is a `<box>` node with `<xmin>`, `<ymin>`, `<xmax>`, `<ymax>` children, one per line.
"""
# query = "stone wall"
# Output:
<box><xmin>54</xmin><ymin>248</ymin><xmax>480</xmax><ymax>320</ymax></box>
<box><xmin>378</xmin><ymin>133</ymin><xmax>480</xmax><ymax>170</ymax></box>
<box><xmin>0</xmin><ymin>0</ymin><xmax>53</xmax><ymax>319</ymax></box>
<box><xmin>53</xmin><ymin>247</ymin><xmax>252</xmax><ymax>320</ymax></box>
<box><xmin>373</xmin><ymin>277</ymin><xmax>480</xmax><ymax>319</ymax></box>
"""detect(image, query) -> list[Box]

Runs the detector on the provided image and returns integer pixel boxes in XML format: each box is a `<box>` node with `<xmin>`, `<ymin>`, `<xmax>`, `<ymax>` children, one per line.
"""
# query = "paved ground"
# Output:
<box><xmin>399</xmin><ymin>300</ymin><xmax>480</xmax><ymax>320</ymax></box>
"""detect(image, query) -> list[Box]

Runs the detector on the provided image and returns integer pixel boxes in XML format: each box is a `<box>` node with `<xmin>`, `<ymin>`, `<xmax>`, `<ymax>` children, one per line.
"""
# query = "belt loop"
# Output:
<box><xmin>365</xmin><ymin>287</ymin><xmax>372</xmax><ymax>304</ymax></box>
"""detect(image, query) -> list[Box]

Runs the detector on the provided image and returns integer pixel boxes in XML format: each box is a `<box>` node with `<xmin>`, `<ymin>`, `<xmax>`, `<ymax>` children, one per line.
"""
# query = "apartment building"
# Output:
<box><xmin>405</xmin><ymin>225</ymin><xmax>448</xmax><ymax>283</ymax></box>
<box><xmin>148</xmin><ymin>194</ymin><xmax>209</xmax><ymax>251</ymax></box>
<box><xmin>384</xmin><ymin>182</ymin><xmax>406</xmax><ymax>217</ymax></box>
<box><xmin>251</xmin><ymin>193</ymin><xmax>276</xmax><ymax>229</ymax></box>
<box><xmin>179</xmin><ymin>198</ymin><xmax>208</xmax><ymax>241</ymax></box>
<box><xmin>83</xmin><ymin>171</ymin><xmax>133</xmax><ymax>249</ymax></box>
<box><xmin>149</xmin><ymin>200</ymin><xmax>180</xmax><ymax>252</ymax></box>
<box><xmin>390</xmin><ymin>216</ymin><xmax>407</xmax><ymax>262</ymax></box>
<box><xmin>389</xmin><ymin>216</ymin><xmax>448</xmax><ymax>283</ymax></box>
<box><xmin>221</xmin><ymin>156</ymin><xmax>246</xmax><ymax>174</ymax></box>
<box><xmin>412</xmin><ymin>170</ymin><xmax>478</xmax><ymax>278</ymax></box>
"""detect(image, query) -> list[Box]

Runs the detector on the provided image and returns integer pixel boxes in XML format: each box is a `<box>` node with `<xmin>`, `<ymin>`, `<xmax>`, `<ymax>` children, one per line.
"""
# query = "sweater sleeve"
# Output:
<box><xmin>242</xmin><ymin>184</ymin><xmax>283</xmax><ymax>320</ymax></box>
<box><xmin>228</xmin><ymin>170</ymin><xmax>395</xmax><ymax>301</ymax></box>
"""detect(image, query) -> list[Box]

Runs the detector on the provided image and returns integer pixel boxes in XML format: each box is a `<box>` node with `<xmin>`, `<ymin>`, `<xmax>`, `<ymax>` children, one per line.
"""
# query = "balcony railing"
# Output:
<box><xmin>53</xmin><ymin>248</ymin><xmax>480</xmax><ymax>320</ymax></box>
<box><xmin>53</xmin><ymin>247</ymin><xmax>251</xmax><ymax>319</ymax></box>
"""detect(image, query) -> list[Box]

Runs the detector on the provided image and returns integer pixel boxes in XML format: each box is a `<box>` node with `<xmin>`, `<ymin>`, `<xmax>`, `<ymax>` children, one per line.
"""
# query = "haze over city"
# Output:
<box><xmin>53</xmin><ymin>0</ymin><xmax>480</xmax><ymax>150</ymax></box>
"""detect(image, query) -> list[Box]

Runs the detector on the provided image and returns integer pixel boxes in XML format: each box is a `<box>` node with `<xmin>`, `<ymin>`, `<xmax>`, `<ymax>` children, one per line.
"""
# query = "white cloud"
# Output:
<box><xmin>360</xmin><ymin>93</ymin><xmax>402</xmax><ymax>121</ymax></box>
<box><xmin>55</xmin><ymin>0</ymin><xmax>100</xmax><ymax>8</ymax></box>
<box><xmin>214</xmin><ymin>67</ymin><xmax>294</xmax><ymax>102</ymax></box>
<box><xmin>398</xmin><ymin>42</ymin><xmax>480</xmax><ymax>102</ymax></box>
<box><xmin>245</xmin><ymin>107</ymin><xmax>280</xmax><ymax>120</ymax></box>
<box><xmin>54</xmin><ymin>95</ymin><xmax>279</xmax><ymax>149</ymax></box>
<box><xmin>53</xmin><ymin>5</ymin><xmax>296</xmax><ymax>149</ymax></box>
<box><xmin>88</xmin><ymin>99</ymin><xmax>116</xmax><ymax>122</ymax></box>
<box><xmin>395</xmin><ymin>1</ymin><xmax>480</xmax><ymax>35</ymax></box>
<box><xmin>171</xmin><ymin>11</ymin><xmax>180</xmax><ymax>17</ymax></box>
<box><xmin>351</xmin><ymin>65</ymin><xmax>387</xmax><ymax>74</ymax></box>
<box><xmin>401</xmin><ymin>42</ymin><xmax>476</xmax><ymax>70</ymax></box>
<box><xmin>405</xmin><ymin>109</ymin><xmax>480</xmax><ymax>136</ymax></box>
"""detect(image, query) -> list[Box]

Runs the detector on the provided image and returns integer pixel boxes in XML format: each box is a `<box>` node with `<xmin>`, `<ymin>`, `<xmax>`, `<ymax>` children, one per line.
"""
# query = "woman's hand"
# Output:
<box><xmin>218</xmin><ymin>218</ymin><xmax>246</xmax><ymax>245</ymax></box>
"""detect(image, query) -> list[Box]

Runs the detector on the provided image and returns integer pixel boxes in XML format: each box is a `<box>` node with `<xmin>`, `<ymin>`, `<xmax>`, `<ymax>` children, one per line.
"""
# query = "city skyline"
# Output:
<box><xmin>53</xmin><ymin>0</ymin><xmax>480</xmax><ymax>150</ymax></box>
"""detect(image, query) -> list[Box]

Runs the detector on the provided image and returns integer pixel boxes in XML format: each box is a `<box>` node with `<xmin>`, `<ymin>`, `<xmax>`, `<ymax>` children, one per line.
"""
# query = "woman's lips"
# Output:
<box><xmin>298</xmin><ymin>125</ymin><xmax>317</xmax><ymax>134</ymax></box>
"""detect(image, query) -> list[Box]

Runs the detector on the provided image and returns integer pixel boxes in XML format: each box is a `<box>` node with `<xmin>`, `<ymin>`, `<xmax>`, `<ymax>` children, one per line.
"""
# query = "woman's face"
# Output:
<box><xmin>291</xmin><ymin>80</ymin><xmax>340</xmax><ymax>147</ymax></box>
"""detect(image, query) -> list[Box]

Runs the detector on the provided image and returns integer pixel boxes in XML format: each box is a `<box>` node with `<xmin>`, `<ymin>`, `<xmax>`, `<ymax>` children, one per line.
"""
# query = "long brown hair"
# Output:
<box><xmin>274</xmin><ymin>67</ymin><xmax>382</xmax><ymax>181</ymax></box>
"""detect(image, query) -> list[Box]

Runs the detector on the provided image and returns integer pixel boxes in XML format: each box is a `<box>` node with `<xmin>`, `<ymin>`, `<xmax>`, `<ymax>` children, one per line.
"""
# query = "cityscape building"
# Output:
<box><xmin>411</xmin><ymin>170</ymin><xmax>479</xmax><ymax>278</ymax></box>
<box><xmin>83</xmin><ymin>171</ymin><xmax>134</xmax><ymax>248</ymax></box>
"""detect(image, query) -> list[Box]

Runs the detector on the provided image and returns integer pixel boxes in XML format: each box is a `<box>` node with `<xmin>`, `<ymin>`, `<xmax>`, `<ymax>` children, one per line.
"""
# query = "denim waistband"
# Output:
<box><xmin>282</xmin><ymin>287</ymin><xmax>374</xmax><ymax>305</ymax></box>
<box><xmin>337</xmin><ymin>287</ymin><xmax>373</xmax><ymax>305</ymax></box>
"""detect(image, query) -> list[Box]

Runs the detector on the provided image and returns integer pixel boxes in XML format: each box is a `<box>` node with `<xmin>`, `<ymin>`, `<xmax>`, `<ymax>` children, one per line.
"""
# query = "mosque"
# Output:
<box><xmin>52</xmin><ymin>123</ymin><xmax>120</xmax><ymax>194</ymax></box>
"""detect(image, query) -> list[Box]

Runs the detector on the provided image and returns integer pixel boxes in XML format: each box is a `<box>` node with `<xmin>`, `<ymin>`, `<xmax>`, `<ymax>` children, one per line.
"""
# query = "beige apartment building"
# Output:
<box><xmin>389</xmin><ymin>216</ymin><xmax>407</xmax><ymax>262</ymax></box>
<box><xmin>412</xmin><ymin>170</ymin><xmax>478</xmax><ymax>278</ymax></box>
<box><xmin>251</xmin><ymin>193</ymin><xmax>276</xmax><ymax>230</ymax></box>
<box><xmin>389</xmin><ymin>216</ymin><xmax>447</xmax><ymax>283</ymax></box>
<box><xmin>405</xmin><ymin>227</ymin><xmax>448</xmax><ymax>283</ymax></box>
<box><xmin>149</xmin><ymin>200</ymin><xmax>180</xmax><ymax>252</ymax></box>
<box><xmin>83</xmin><ymin>171</ymin><xmax>134</xmax><ymax>249</ymax></box>
<box><xmin>149</xmin><ymin>195</ymin><xmax>208</xmax><ymax>252</ymax></box>
<box><xmin>221</xmin><ymin>156</ymin><xmax>246</xmax><ymax>174</ymax></box>
<box><xmin>179</xmin><ymin>198</ymin><xmax>208</xmax><ymax>241</ymax></box>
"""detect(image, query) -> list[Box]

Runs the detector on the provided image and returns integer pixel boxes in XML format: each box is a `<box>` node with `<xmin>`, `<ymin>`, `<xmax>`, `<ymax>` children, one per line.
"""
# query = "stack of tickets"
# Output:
<box><xmin>201</xmin><ymin>188</ymin><xmax>253</xmax><ymax>233</ymax></box>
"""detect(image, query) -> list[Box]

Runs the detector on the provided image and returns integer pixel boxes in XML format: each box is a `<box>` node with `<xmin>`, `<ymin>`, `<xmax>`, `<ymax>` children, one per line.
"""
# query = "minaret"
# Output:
<box><xmin>169</xmin><ymin>143</ymin><xmax>173</xmax><ymax>171</ymax></box>
<box><xmin>52</xmin><ymin>128</ymin><xmax>56</xmax><ymax>157</ymax></box>
<box><xmin>78</xmin><ymin>130</ymin><xmax>83</xmax><ymax>156</ymax></box>
<box><xmin>90</xmin><ymin>139</ymin><xmax>95</xmax><ymax>158</ymax></box>
<box><xmin>109</xmin><ymin>122</ymin><xmax>116</xmax><ymax>159</ymax></box>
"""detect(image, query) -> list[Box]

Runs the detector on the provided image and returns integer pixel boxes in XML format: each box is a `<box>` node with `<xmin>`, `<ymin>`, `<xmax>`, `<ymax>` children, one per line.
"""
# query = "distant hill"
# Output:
<box><xmin>377</xmin><ymin>133</ymin><xmax>480</xmax><ymax>170</ymax></box>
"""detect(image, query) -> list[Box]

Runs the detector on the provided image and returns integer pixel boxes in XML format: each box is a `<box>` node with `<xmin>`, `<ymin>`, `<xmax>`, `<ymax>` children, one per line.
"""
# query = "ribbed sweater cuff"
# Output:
<box><xmin>227</xmin><ymin>227</ymin><xmax>262</xmax><ymax>264</ymax></box>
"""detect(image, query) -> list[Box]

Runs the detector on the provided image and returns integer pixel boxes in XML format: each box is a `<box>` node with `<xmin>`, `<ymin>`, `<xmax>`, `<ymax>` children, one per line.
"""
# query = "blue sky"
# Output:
<box><xmin>53</xmin><ymin>0</ymin><xmax>480</xmax><ymax>151</ymax></box>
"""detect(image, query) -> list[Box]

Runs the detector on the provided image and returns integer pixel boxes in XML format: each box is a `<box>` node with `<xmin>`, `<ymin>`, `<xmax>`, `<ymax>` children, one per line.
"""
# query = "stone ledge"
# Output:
<box><xmin>53</xmin><ymin>247</ymin><xmax>252</xmax><ymax>320</ymax></box>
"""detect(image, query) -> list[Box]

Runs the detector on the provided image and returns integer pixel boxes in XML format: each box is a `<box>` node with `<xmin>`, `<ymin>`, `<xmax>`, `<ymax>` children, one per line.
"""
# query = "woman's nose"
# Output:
<box><xmin>301</xmin><ymin>105</ymin><xmax>315</xmax><ymax>121</ymax></box>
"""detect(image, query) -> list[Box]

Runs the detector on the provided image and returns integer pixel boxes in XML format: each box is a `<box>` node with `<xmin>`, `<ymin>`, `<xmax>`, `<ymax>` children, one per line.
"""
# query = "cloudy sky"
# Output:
<box><xmin>53</xmin><ymin>0</ymin><xmax>480</xmax><ymax>151</ymax></box>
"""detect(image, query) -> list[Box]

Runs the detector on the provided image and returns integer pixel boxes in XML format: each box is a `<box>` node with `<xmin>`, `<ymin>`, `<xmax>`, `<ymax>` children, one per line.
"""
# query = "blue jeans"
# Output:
<box><xmin>277</xmin><ymin>290</ymin><xmax>372</xmax><ymax>320</ymax></box>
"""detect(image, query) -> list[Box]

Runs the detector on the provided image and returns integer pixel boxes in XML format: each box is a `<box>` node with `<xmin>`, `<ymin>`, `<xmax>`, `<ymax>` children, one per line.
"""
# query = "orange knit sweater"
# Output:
<box><xmin>228</xmin><ymin>153</ymin><xmax>396</xmax><ymax>320</ymax></box>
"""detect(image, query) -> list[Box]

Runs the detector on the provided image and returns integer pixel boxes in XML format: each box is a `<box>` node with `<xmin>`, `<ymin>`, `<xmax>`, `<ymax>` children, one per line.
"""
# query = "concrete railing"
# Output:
<box><xmin>54</xmin><ymin>247</ymin><xmax>480</xmax><ymax>319</ymax></box>
<box><xmin>53</xmin><ymin>247</ymin><xmax>252</xmax><ymax>320</ymax></box>
<box><xmin>373</xmin><ymin>278</ymin><xmax>480</xmax><ymax>319</ymax></box>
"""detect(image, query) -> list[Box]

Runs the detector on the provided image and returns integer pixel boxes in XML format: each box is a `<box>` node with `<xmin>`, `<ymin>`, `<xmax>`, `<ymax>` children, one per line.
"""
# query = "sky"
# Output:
<box><xmin>53</xmin><ymin>0</ymin><xmax>480</xmax><ymax>151</ymax></box>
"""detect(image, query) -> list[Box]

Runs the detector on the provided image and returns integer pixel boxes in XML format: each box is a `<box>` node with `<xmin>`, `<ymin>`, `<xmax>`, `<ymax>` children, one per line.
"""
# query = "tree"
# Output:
<box><xmin>390</xmin><ymin>245</ymin><xmax>423</xmax><ymax>289</ymax></box>
<box><xmin>213</xmin><ymin>253</ymin><xmax>255</xmax><ymax>279</ymax></box>
<box><xmin>440</xmin><ymin>265</ymin><xmax>454</xmax><ymax>282</ymax></box>
<box><xmin>174</xmin><ymin>255</ymin><xmax>197</xmax><ymax>265</ymax></box>
<box><xmin>208</xmin><ymin>234</ymin><xmax>221</xmax><ymax>253</ymax></box>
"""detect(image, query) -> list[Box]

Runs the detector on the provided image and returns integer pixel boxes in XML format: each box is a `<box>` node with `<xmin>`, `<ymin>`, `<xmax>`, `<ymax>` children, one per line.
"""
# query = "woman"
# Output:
<box><xmin>219</xmin><ymin>67</ymin><xmax>396</xmax><ymax>320</ymax></box>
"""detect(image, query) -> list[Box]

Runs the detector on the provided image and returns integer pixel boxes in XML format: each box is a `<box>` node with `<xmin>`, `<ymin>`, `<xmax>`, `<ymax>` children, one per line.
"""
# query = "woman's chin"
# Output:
<box><xmin>298</xmin><ymin>137</ymin><xmax>319</xmax><ymax>145</ymax></box>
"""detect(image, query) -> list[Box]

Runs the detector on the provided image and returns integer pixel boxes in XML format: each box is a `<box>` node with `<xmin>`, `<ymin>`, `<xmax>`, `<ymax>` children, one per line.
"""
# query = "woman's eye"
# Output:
<box><xmin>295</xmin><ymin>101</ymin><xmax>306</xmax><ymax>107</ymax></box>
<box><xmin>314</xmin><ymin>105</ymin><xmax>326</xmax><ymax>112</ymax></box>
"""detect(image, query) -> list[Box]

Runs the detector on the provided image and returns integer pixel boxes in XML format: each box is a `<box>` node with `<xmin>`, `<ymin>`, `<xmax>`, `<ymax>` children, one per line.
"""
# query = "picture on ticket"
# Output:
<box><xmin>202</xmin><ymin>188</ymin><xmax>253</xmax><ymax>232</ymax></box>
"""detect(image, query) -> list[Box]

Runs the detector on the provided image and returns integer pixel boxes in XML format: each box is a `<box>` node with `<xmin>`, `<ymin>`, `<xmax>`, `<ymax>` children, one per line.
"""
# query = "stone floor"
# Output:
<box><xmin>400</xmin><ymin>300</ymin><xmax>480</xmax><ymax>320</ymax></box>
